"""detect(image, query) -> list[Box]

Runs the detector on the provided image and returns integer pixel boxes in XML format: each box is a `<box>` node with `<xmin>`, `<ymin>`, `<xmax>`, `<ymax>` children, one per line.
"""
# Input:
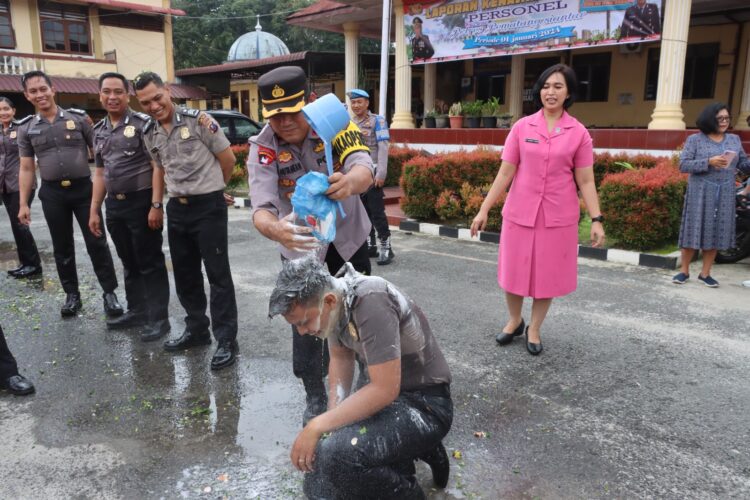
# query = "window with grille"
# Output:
<box><xmin>0</xmin><ymin>0</ymin><xmax>15</xmax><ymax>49</ymax></box>
<box><xmin>99</xmin><ymin>9</ymin><xmax>163</xmax><ymax>32</ymax></box>
<box><xmin>40</xmin><ymin>2</ymin><xmax>91</xmax><ymax>55</ymax></box>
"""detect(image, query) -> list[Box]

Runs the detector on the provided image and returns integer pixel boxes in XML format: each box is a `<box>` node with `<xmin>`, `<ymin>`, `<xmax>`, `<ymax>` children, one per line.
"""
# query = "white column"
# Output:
<box><xmin>647</xmin><ymin>0</ymin><xmax>692</xmax><ymax>130</ymax></box>
<box><xmin>391</xmin><ymin>0</ymin><xmax>415</xmax><ymax>129</ymax></box>
<box><xmin>343</xmin><ymin>22</ymin><xmax>359</xmax><ymax>112</ymax></box>
<box><xmin>735</xmin><ymin>39</ymin><xmax>750</xmax><ymax>130</ymax></box>
<box><xmin>423</xmin><ymin>63</ymin><xmax>436</xmax><ymax>119</ymax></box>
<box><xmin>508</xmin><ymin>54</ymin><xmax>524</xmax><ymax>125</ymax></box>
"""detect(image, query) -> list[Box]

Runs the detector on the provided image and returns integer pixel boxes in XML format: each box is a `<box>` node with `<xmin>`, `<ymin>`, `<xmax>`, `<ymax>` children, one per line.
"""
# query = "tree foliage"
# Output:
<box><xmin>172</xmin><ymin>0</ymin><xmax>381</xmax><ymax>70</ymax></box>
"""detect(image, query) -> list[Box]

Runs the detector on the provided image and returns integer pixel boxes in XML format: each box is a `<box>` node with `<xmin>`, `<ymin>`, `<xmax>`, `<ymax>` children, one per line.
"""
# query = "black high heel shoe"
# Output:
<box><xmin>495</xmin><ymin>318</ymin><xmax>525</xmax><ymax>345</ymax></box>
<box><xmin>525</xmin><ymin>325</ymin><xmax>543</xmax><ymax>355</ymax></box>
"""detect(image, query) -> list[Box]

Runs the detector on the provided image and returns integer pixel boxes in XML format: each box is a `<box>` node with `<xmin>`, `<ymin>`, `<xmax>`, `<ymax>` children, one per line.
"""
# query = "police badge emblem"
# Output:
<box><xmin>278</xmin><ymin>151</ymin><xmax>292</xmax><ymax>163</ymax></box>
<box><xmin>66</xmin><ymin>120</ymin><xmax>76</xmax><ymax>130</ymax></box>
<box><xmin>123</xmin><ymin>125</ymin><xmax>136</xmax><ymax>138</ymax></box>
<box><xmin>9</xmin><ymin>131</ymin><xmax>16</xmax><ymax>139</ymax></box>
<box><xmin>180</xmin><ymin>127</ymin><xmax>190</xmax><ymax>139</ymax></box>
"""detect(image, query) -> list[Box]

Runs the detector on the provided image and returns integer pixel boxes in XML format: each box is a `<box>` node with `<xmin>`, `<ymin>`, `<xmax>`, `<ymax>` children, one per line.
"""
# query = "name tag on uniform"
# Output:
<box><xmin>524</xmin><ymin>138</ymin><xmax>539</xmax><ymax>143</ymax></box>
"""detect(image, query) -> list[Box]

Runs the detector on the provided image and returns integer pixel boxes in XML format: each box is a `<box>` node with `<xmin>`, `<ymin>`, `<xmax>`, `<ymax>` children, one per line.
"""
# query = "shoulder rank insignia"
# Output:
<box><xmin>143</xmin><ymin>120</ymin><xmax>155</xmax><ymax>134</ymax></box>
<box><xmin>258</xmin><ymin>146</ymin><xmax>276</xmax><ymax>166</ymax></box>
<box><xmin>347</xmin><ymin>321</ymin><xmax>359</xmax><ymax>341</ymax></box>
<box><xmin>278</xmin><ymin>151</ymin><xmax>292</xmax><ymax>163</ymax></box>
<box><xmin>132</xmin><ymin>111</ymin><xmax>151</xmax><ymax>122</ymax></box>
<box><xmin>13</xmin><ymin>115</ymin><xmax>33</xmax><ymax>126</ymax></box>
<box><xmin>179</xmin><ymin>108</ymin><xmax>200</xmax><ymax>118</ymax></box>
<box><xmin>67</xmin><ymin>108</ymin><xmax>87</xmax><ymax>116</ymax></box>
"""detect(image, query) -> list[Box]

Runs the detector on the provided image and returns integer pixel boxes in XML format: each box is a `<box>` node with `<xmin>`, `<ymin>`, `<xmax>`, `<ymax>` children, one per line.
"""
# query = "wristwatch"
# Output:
<box><xmin>591</xmin><ymin>215</ymin><xmax>604</xmax><ymax>223</ymax></box>
<box><xmin>151</xmin><ymin>202</ymin><xmax>163</xmax><ymax>209</ymax></box>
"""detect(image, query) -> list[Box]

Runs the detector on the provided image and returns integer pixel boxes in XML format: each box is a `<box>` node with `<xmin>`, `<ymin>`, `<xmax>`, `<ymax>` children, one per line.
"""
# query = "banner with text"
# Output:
<box><xmin>404</xmin><ymin>0</ymin><xmax>663</xmax><ymax>64</ymax></box>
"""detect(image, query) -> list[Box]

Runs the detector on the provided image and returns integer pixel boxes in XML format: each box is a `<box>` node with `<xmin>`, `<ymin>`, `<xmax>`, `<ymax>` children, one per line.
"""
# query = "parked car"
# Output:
<box><xmin>205</xmin><ymin>110</ymin><xmax>263</xmax><ymax>145</ymax></box>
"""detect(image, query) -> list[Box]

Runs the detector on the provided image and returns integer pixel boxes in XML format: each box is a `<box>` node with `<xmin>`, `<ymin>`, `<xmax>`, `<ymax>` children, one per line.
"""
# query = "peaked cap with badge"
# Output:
<box><xmin>258</xmin><ymin>66</ymin><xmax>307</xmax><ymax>119</ymax></box>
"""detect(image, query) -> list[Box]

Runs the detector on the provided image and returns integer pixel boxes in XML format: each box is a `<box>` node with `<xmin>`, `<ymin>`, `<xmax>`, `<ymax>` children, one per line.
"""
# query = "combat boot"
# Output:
<box><xmin>377</xmin><ymin>236</ymin><xmax>394</xmax><ymax>265</ymax></box>
<box><xmin>368</xmin><ymin>232</ymin><xmax>378</xmax><ymax>257</ymax></box>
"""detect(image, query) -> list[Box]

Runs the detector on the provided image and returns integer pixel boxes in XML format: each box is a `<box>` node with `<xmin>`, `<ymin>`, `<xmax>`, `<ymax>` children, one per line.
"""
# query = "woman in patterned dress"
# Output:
<box><xmin>672</xmin><ymin>103</ymin><xmax>750</xmax><ymax>287</ymax></box>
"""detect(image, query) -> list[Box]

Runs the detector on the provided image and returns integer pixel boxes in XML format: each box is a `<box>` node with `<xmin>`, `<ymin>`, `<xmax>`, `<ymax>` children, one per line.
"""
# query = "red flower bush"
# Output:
<box><xmin>386</xmin><ymin>146</ymin><xmax>422</xmax><ymax>187</ymax></box>
<box><xmin>599</xmin><ymin>160</ymin><xmax>688</xmax><ymax>250</ymax></box>
<box><xmin>228</xmin><ymin>144</ymin><xmax>249</xmax><ymax>189</ymax></box>
<box><xmin>593</xmin><ymin>151</ymin><xmax>664</xmax><ymax>186</ymax></box>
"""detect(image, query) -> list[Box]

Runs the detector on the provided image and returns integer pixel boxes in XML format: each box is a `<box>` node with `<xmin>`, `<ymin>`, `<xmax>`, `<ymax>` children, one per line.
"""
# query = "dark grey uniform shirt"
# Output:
<box><xmin>248</xmin><ymin>122</ymin><xmax>374</xmax><ymax>261</ymax></box>
<box><xmin>143</xmin><ymin>107</ymin><xmax>229</xmax><ymax>197</ymax></box>
<box><xmin>94</xmin><ymin>109</ymin><xmax>154</xmax><ymax>194</ymax></box>
<box><xmin>329</xmin><ymin>264</ymin><xmax>452</xmax><ymax>392</ymax></box>
<box><xmin>0</xmin><ymin>119</ymin><xmax>25</xmax><ymax>193</ymax></box>
<box><xmin>17</xmin><ymin>107</ymin><xmax>93</xmax><ymax>181</ymax></box>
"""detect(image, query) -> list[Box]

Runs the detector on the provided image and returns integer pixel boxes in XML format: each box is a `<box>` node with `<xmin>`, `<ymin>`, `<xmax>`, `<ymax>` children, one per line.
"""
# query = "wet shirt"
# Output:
<box><xmin>17</xmin><ymin>107</ymin><xmax>93</xmax><ymax>181</ymax></box>
<box><xmin>143</xmin><ymin>107</ymin><xmax>229</xmax><ymax>197</ymax></box>
<box><xmin>0</xmin><ymin>120</ymin><xmax>24</xmax><ymax>192</ymax></box>
<box><xmin>501</xmin><ymin>109</ymin><xmax>593</xmax><ymax>228</ymax></box>
<box><xmin>329</xmin><ymin>265</ymin><xmax>452</xmax><ymax>392</ymax></box>
<box><xmin>248</xmin><ymin>122</ymin><xmax>374</xmax><ymax>261</ymax></box>
<box><xmin>94</xmin><ymin>109</ymin><xmax>154</xmax><ymax>194</ymax></box>
<box><xmin>352</xmin><ymin>111</ymin><xmax>389</xmax><ymax>181</ymax></box>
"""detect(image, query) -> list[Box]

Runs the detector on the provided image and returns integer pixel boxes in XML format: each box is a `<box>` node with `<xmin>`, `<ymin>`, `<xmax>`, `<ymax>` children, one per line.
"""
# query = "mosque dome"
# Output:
<box><xmin>227</xmin><ymin>16</ymin><xmax>290</xmax><ymax>61</ymax></box>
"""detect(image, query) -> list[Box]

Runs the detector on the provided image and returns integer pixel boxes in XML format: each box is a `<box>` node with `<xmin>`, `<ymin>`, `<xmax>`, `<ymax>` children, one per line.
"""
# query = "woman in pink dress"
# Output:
<box><xmin>470</xmin><ymin>64</ymin><xmax>605</xmax><ymax>355</ymax></box>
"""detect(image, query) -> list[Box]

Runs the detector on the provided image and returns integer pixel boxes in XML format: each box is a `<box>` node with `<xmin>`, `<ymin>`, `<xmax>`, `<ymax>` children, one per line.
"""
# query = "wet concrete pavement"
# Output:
<box><xmin>1</xmin><ymin>202</ymin><xmax>749</xmax><ymax>499</ymax></box>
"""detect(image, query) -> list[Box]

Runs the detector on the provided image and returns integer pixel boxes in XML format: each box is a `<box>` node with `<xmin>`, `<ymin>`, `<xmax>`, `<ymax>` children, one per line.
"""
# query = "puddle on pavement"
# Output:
<box><xmin>235</xmin><ymin>380</ymin><xmax>300</xmax><ymax>458</ymax></box>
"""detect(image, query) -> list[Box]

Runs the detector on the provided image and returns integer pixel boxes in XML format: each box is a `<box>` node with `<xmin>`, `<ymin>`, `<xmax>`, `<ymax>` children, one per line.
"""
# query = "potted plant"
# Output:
<box><xmin>481</xmin><ymin>97</ymin><xmax>500</xmax><ymax>128</ymax></box>
<box><xmin>423</xmin><ymin>109</ymin><xmax>437</xmax><ymax>128</ymax></box>
<box><xmin>435</xmin><ymin>112</ymin><xmax>449</xmax><ymax>128</ymax></box>
<box><xmin>463</xmin><ymin>100</ymin><xmax>482</xmax><ymax>128</ymax></box>
<box><xmin>496</xmin><ymin>112</ymin><xmax>513</xmax><ymax>128</ymax></box>
<box><xmin>448</xmin><ymin>102</ymin><xmax>463</xmax><ymax>129</ymax></box>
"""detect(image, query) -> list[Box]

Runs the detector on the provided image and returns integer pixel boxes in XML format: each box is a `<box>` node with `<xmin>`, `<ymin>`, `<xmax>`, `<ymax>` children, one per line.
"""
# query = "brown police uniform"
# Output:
<box><xmin>143</xmin><ymin>107</ymin><xmax>237</xmax><ymax>345</ymax></box>
<box><xmin>1</xmin><ymin>117</ymin><xmax>41</xmax><ymax>272</ymax></box>
<box><xmin>249</xmin><ymin>65</ymin><xmax>375</xmax><ymax>424</ymax></box>
<box><xmin>16</xmin><ymin>107</ymin><xmax>118</xmax><ymax>296</ymax></box>
<box><xmin>93</xmin><ymin>109</ymin><xmax>169</xmax><ymax>324</ymax></box>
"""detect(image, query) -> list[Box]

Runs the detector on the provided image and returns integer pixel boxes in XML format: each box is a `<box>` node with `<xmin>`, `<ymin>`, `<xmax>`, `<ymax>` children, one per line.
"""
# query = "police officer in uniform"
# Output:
<box><xmin>17</xmin><ymin>71</ymin><xmax>123</xmax><ymax>318</ymax></box>
<box><xmin>134</xmin><ymin>71</ymin><xmax>238</xmax><ymax>371</ymax></box>
<box><xmin>411</xmin><ymin>17</ymin><xmax>435</xmax><ymax>60</ymax></box>
<box><xmin>347</xmin><ymin>88</ymin><xmax>394</xmax><ymax>265</ymax></box>
<box><xmin>248</xmin><ymin>66</ymin><xmax>374</xmax><ymax>424</ymax></box>
<box><xmin>620</xmin><ymin>0</ymin><xmax>661</xmax><ymax>38</ymax></box>
<box><xmin>0</xmin><ymin>96</ymin><xmax>42</xmax><ymax>278</ymax></box>
<box><xmin>89</xmin><ymin>72</ymin><xmax>170</xmax><ymax>341</ymax></box>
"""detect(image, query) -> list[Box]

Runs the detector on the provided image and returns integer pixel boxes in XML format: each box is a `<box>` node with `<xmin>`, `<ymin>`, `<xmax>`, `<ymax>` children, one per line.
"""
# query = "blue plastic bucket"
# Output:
<box><xmin>302</xmin><ymin>93</ymin><xmax>350</xmax><ymax>143</ymax></box>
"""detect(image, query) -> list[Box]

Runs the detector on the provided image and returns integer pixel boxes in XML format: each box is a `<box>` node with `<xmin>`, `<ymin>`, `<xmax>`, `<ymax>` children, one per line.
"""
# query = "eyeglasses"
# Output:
<box><xmin>716</xmin><ymin>116</ymin><xmax>731</xmax><ymax>122</ymax></box>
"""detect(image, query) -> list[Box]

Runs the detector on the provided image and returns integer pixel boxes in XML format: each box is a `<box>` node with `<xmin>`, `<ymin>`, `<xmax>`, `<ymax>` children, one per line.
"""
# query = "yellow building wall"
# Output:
<box><xmin>42</xmin><ymin>59</ymin><xmax>118</xmax><ymax>78</ymax></box>
<box><xmin>99</xmin><ymin>26</ymin><xmax>169</xmax><ymax>79</ymax></box>
<box><xmin>8</xmin><ymin>0</ymin><xmax>35</xmax><ymax>53</ymax></box>
<box><xmin>572</xmin><ymin>24</ymin><xmax>740</xmax><ymax>128</ymax></box>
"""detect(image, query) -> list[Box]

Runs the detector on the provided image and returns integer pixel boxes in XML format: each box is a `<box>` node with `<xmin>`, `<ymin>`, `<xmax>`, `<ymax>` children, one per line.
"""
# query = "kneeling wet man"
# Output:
<box><xmin>269</xmin><ymin>257</ymin><xmax>453</xmax><ymax>499</ymax></box>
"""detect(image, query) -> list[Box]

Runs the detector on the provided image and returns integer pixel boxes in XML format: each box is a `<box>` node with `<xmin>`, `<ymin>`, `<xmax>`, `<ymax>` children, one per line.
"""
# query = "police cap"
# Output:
<box><xmin>258</xmin><ymin>66</ymin><xmax>307</xmax><ymax>119</ymax></box>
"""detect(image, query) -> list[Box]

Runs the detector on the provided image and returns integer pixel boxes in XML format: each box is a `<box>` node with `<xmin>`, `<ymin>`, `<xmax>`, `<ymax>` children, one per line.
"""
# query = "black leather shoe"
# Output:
<box><xmin>419</xmin><ymin>442</ymin><xmax>450</xmax><ymax>488</ymax></box>
<box><xmin>163</xmin><ymin>329</ymin><xmax>211</xmax><ymax>351</ymax></box>
<box><xmin>7</xmin><ymin>265</ymin><xmax>24</xmax><ymax>277</ymax></box>
<box><xmin>496</xmin><ymin>318</ymin><xmax>525</xmax><ymax>345</ymax></box>
<box><xmin>6</xmin><ymin>375</ymin><xmax>35</xmax><ymax>395</ymax></box>
<box><xmin>210</xmin><ymin>340</ymin><xmax>238</xmax><ymax>370</ymax></box>
<box><xmin>12</xmin><ymin>265</ymin><xmax>41</xmax><ymax>278</ymax></box>
<box><xmin>525</xmin><ymin>326</ymin><xmax>543</xmax><ymax>355</ymax></box>
<box><xmin>60</xmin><ymin>293</ymin><xmax>82</xmax><ymax>317</ymax></box>
<box><xmin>103</xmin><ymin>292</ymin><xmax>124</xmax><ymax>318</ymax></box>
<box><xmin>106</xmin><ymin>310</ymin><xmax>147</xmax><ymax>330</ymax></box>
<box><xmin>141</xmin><ymin>319</ymin><xmax>171</xmax><ymax>342</ymax></box>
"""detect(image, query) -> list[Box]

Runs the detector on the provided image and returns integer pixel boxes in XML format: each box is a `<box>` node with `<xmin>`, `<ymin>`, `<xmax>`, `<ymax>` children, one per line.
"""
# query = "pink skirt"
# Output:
<box><xmin>498</xmin><ymin>206</ymin><xmax>578</xmax><ymax>299</ymax></box>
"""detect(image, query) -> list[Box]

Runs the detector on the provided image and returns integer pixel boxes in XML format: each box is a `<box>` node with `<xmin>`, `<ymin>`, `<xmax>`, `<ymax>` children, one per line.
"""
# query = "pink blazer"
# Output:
<box><xmin>501</xmin><ymin>109</ymin><xmax>593</xmax><ymax>228</ymax></box>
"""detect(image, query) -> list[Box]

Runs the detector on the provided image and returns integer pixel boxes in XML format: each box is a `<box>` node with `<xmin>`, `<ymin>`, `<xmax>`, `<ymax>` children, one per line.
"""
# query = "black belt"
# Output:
<box><xmin>406</xmin><ymin>383</ymin><xmax>450</xmax><ymax>398</ymax></box>
<box><xmin>108</xmin><ymin>189</ymin><xmax>151</xmax><ymax>201</ymax></box>
<box><xmin>42</xmin><ymin>177</ymin><xmax>90</xmax><ymax>188</ymax></box>
<box><xmin>170</xmin><ymin>190</ymin><xmax>222</xmax><ymax>206</ymax></box>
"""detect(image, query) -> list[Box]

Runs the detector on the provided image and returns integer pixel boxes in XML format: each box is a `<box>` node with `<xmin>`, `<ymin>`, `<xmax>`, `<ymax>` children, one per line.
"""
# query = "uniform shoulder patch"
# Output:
<box><xmin>13</xmin><ymin>115</ymin><xmax>33</xmax><ymax>126</ymax></box>
<box><xmin>178</xmin><ymin>108</ymin><xmax>200</xmax><ymax>118</ymax></box>
<box><xmin>67</xmin><ymin>108</ymin><xmax>87</xmax><ymax>116</ymax></box>
<box><xmin>374</xmin><ymin>115</ymin><xmax>390</xmax><ymax>142</ymax></box>
<box><xmin>332</xmin><ymin>121</ymin><xmax>370</xmax><ymax>163</ymax></box>
<box><xmin>257</xmin><ymin>145</ymin><xmax>276</xmax><ymax>166</ymax></box>
<box><xmin>197</xmin><ymin>112</ymin><xmax>219</xmax><ymax>134</ymax></box>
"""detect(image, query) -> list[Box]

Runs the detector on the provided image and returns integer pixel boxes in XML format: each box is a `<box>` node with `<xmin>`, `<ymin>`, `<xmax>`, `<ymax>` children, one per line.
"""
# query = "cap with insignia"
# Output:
<box><xmin>346</xmin><ymin>89</ymin><xmax>369</xmax><ymax>100</ymax></box>
<box><xmin>258</xmin><ymin>66</ymin><xmax>307</xmax><ymax>119</ymax></box>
